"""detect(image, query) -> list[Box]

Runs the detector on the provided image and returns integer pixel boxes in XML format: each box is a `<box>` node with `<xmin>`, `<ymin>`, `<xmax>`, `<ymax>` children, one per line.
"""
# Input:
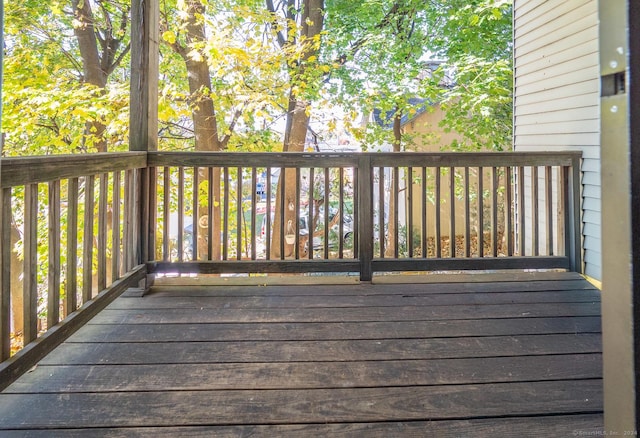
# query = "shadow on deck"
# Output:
<box><xmin>0</xmin><ymin>271</ymin><xmax>603</xmax><ymax>436</ymax></box>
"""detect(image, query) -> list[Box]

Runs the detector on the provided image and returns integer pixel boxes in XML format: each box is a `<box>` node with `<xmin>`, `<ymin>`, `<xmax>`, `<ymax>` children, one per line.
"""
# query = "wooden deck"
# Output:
<box><xmin>0</xmin><ymin>272</ymin><xmax>603</xmax><ymax>436</ymax></box>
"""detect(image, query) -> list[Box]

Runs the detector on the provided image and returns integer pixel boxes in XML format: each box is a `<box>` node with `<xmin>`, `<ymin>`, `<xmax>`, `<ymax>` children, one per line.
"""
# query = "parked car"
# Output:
<box><xmin>260</xmin><ymin>207</ymin><xmax>353</xmax><ymax>251</ymax></box>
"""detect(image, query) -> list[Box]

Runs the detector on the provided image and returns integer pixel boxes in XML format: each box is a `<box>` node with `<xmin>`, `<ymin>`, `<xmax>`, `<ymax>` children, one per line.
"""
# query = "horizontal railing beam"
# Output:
<box><xmin>367</xmin><ymin>151</ymin><xmax>582</xmax><ymax>168</ymax></box>
<box><xmin>148</xmin><ymin>152</ymin><xmax>360</xmax><ymax>168</ymax></box>
<box><xmin>372</xmin><ymin>256</ymin><xmax>572</xmax><ymax>273</ymax></box>
<box><xmin>1</xmin><ymin>152</ymin><xmax>147</xmax><ymax>188</ymax></box>
<box><xmin>148</xmin><ymin>151</ymin><xmax>582</xmax><ymax>169</ymax></box>
<box><xmin>149</xmin><ymin>260</ymin><xmax>361</xmax><ymax>275</ymax></box>
<box><xmin>2</xmin><ymin>151</ymin><xmax>582</xmax><ymax>187</ymax></box>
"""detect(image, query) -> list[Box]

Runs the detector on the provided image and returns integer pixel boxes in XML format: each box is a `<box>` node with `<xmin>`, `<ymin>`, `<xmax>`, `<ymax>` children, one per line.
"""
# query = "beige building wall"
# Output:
<box><xmin>403</xmin><ymin>103</ymin><xmax>462</xmax><ymax>153</ymax></box>
<box><xmin>400</xmin><ymin>105</ymin><xmax>499</xmax><ymax>248</ymax></box>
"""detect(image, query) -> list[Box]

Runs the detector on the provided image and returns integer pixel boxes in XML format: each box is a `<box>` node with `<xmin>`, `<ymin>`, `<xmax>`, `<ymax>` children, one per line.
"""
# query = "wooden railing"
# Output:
<box><xmin>0</xmin><ymin>153</ymin><xmax>149</xmax><ymax>383</ymax></box>
<box><xmin>0</xmin><ymin>150</ymin><xmax>582</xmax><ymax>386</ymax></box>
<box><xmin>146</xmin><ymin>151</ymin><xmax>582</xmax><ymax>281</ymax></box>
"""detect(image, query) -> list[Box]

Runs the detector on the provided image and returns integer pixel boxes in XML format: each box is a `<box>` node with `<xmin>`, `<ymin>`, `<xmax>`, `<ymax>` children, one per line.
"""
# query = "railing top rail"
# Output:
<box><xmin>148</xmin><ymin>152</ymin><xmax>361</xmax><ymax>168</ymax></box>
<box><xmin>0</xmin><ymin>150</ymin><xmax>582</xmax><ymax>188</ymax></box>
<box><xmin>1</xmin><ymin>152</ymin><xmax>147</xmax><ymax>188</ymax></box>
<box><xmin>148</xmin><ymin>151</ymin><xmax>582</xmax><ymax>168</ymax></box>
<box><xmin>366</xmin><ymin>151</ymin><xmax>582</xmax><ymax>167</ymax></box>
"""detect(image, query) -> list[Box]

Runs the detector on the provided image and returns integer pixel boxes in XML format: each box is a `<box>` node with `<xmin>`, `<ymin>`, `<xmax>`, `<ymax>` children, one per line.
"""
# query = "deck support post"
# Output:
<box><xmin>130</xmin><ymin>0</ymin><xmax>159</xmax><ymax>292</ymax></box>
<box><xmin>130</xmin><ymin>0</ymin><xmax>159</xmax><ymax>154</ymax></box>
<box><xmin>600</xmin><ymin>0</ymin><xmax>640</xmax><ymax>431</ymax></box>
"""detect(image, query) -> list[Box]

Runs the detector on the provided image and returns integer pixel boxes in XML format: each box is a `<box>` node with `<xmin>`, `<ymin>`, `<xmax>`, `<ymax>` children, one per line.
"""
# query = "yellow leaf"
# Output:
<box><xmin>162</xmin><ymin>30</ymin><xmax>177</xmax><ymax>45</ymax></box>
<box><xmin>71</xmin><ymin>108</ymin><xmax>89</xmax><ymax>118</ymax></box>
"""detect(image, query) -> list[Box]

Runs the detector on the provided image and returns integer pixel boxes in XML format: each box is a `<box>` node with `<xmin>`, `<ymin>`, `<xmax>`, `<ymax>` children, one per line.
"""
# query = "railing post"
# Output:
<box><xmin>130</xmin><ymin>0</ymin><xmax>158</xmax><ymax>270</ymax></box>
<box><xmin>130</xmin><ymin>0</ymin><xmax>159</xmax><ymax>153</ymax></box>
<box><xmin>564</xmin><ymin>156</ymin><xmax>583</xmax><ymax>272</ymax></box>
<box><xmin>358</xmin><ymin>155</ymin><xmax>373</xmax><ymax>281</ymax></box>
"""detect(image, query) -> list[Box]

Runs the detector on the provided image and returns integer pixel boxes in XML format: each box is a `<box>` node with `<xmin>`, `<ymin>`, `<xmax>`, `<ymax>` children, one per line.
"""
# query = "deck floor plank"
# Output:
<box><xmin>0</xmin><ymin>380</ymin><xmax>602</xmax><ymax>428</ymax></box>
<box><xmin>70</xmin><ymin>316</ymin><xmax>602</xmax><ymax>342</ymax></box>
<box><xmin>39</xmin><ymin>334</ymin><xmax>602</xmax><ymax>365</ymax></box>
<box><xmin>0</xmin><ymin>414</ymin><xmax>604</xmax><ymax>438</ymax></box>
<box><xmin>145</xmin><ymin>278</ymin><xmax>597</xmax><ymax>297</ymax></box>
<box><xmin>7</xmin><ymin>354</ymin><xmax>602</xmax><ymax>393</ymax></box>
<box><xmin>107</xmin><ymin>289</ymin><xmax>601</xmax><ymax>309</ymax></box>
<box><xmin>89</xmin><ymin>302</ymin><xmax>601</xmax><ymax>324</ymax></box>
<box><xmin>0</xmin><ymin>272</ymin><xmax>603</xmax><ymax>435</ymax></box>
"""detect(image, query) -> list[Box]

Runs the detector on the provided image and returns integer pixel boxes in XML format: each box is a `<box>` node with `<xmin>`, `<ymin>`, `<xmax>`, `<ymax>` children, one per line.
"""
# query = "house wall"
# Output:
<box><xmin>514</xmin><ymin>0</ymin><xmax>601</xmax><ymax>279</ymax></box>
<box><xmin>403</xmin><ymin>104</ymin><xmax>463</xmax><ymax>151</ymax></box>
<box><xmin>402</xmin><ymin>106</ymin><xmax>471</xmax><ymax>241</ymax></box>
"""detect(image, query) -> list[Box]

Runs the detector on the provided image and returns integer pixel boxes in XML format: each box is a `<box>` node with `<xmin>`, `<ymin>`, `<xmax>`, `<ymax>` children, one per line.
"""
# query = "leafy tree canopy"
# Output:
<box><xmin>2</xmin><ymin>0</ymin><xmax>513</xmax><ymax>156</ymax></box>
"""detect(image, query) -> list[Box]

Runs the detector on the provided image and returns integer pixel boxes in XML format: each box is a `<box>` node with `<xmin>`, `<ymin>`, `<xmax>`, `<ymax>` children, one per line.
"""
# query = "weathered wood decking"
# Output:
<box><xmin>0</xmin><ymin>272</ymin><xmax>603</xmax><ymax>436</ymax></box>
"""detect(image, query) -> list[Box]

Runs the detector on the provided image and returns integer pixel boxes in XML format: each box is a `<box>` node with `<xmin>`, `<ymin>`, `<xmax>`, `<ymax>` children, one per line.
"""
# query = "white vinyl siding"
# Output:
<box><xmin>514</xmin><ymin>0</ymin><xmax>601</xmax><ymax>280</ymax></box>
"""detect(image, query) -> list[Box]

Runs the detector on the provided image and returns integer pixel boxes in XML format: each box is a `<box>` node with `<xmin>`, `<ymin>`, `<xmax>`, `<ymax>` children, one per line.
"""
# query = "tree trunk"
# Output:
<box><xmin>271</xmin><ymin>100</ymin><xmax>310</xmax><ymax>258</ymax></box>
<box><xmin>72</xmin><ymin>0</ymin><xmax>109</xmax><ymax>152</ymax></box>
<box><xmin>270</xmin><ymin>0</ymin><xmax>324</xmax><ymax>258</ymax></box>
<box><xmin>180</xmin><ymin>0</ymin><xmax>223</xmax><ymax>260</ymax></box>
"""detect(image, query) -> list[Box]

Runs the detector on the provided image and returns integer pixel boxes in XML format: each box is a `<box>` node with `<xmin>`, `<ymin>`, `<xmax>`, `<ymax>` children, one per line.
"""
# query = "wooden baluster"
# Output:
<box><xmin>435</xmin><ymin>167</ymin><xmax>441</xmax><ymax>258</ymax></box>
<box><xmin>518</xmin><ymin>166</ymin><xmax>526</xmax><ymax>256</ymax></box>
<box><xmin>407</xmin><ymin>167</ymin><xmax>414</xmax><ymax>258</ymax></box>
<box><xmin>192</xmin><ymin>167</ymin><xmax>199</xmax><ymax>261</ymax></box>
<box><xmin>98</xmin><ymin>174</ymin><xmax>108</xmax><ymax>291</ymax></box>
<box><xmin>449</xmin><ymin>167</ymin><xmax>455</xmax><ymax>258</ymax></box>
<box><xmin>131</xmin><ymin>170</ymin><xmax>141</xmax><ymax>268</ymax></box>
<box><xmin>506</xmin><ymin>166</ymin><xmax>514</xmax><ymax>256</ymax></box>
<box><xmin>307</xmin><ymin>168</ymin><xmax>314</xmax><ymax>260</ymax></box>
<box><xmin>123</xmin><ymin>171</ymin><xmax>131</xmax><ymax>271</ymax></box>
<box><xmin>279</xmin><ymin>167</ymin><xmax>285</xmax><ymax>260</ymax></box>
<box><xmin>464</xmin><ymin>167</ymin><xmax>471</xmax><ymax>258</ymax></box>
<box><xmin>48</xmin><ymin>180</ymin><xmax>61</xmax><ymax>328</ymax></box>
<box><xmin>0</xmin><ymin>188</ymin><xmax>11</xmax><ymax>360</ymax></box>
<box><xmin>208</xmin><ymin>167</ymin><xmax>214</xmax><ymax>261</ymax></box>
<box><xmin>393</xmin><ymin>166</ymin><xmax>399</xmax><ymax>259</ymax></box>
<box><xmin>112</xmin><ymin>172</ymin><xmax>121</xmax><ymax>281</ymax></box>
<box><xmin>353</xmin><ymin>165</ymin><xmax>360</xmax><ymax>259</ymax></box>
<box><xmin>66</xmin><ymin>179</ymin><xmax>79</xmax><ymax>313</ymax></box>
<box><xmin>162</xmin><ymin>167</ymin><xmax>170</xmax><ymax>262</ymax></box>
<box><xmin>23</xmin><ymin>184</ymin><xmax>38</xmax><ymax>344</ymax></box>
<box><xmin>148</xmin><ymin>167</ymin><xmax>158</xmax><ymax>262</ymax></box>
<box><xmin>177</xmin><ymin>168</ymin><xmax>184</xmax><ymax>262</ymax></box>
<box><xmin>82</xmin><ymin>176</ymin><xmax>95</xmax><ymax>303</ymax></box>
<box><xmin>477</xmin><ymin>167</ymin><xmax>484</xmax><ymax>257</ymax></box>
<box><xmin>339</xmin><ymin>167</ymin><xmax>345</xmax><ymax>259</ymax></box>
<box><xmin>293</xmin><ymin>167</ymin><xmax>302</xmax><ymax>260</ymax></box>
<box><xmin>324</xmin><ymin>167</ymin><xmax>330</xmax><ymax>259</ymax></box>
<box><xmin>236</xmin><ymin>167</ymin><xmax>242</xmax><ymax>261</ymax></box>
<box><xmin>492</xmin><ymin>167</ymin><xmax>498</xmax><ymax>257</ymax></box>
<box><xmin>265</xmin><ymin>167</ymin><xmax>272</xmax><ymax>260</ymax></box>
<box><xmin>378</xmin><ymin>167</ymin><xmax>385</xmax><ymax>258</ymax></box>
<box><xmin>545</xmin><ymin>166</ymin><xmax>554</xmax><ymax>256</ymax></box>
<box><xmin>223</xmin><ymin>167</ymin><xmax>230</xmax><ymax>261</ymax></box>
<box><xmin>251</xmin><ymin>168</ymin><xmax>257</xmax><ymax>261</ymax></box>
<box><xmin>532</xmin><ymin>166</ymin><xmax>539</xmax><ymax>256</ymax></box>
<box><xmin>421</xmin><ymin>167</ymin><xmax>427</xmax><ymax>258</ymax></box>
